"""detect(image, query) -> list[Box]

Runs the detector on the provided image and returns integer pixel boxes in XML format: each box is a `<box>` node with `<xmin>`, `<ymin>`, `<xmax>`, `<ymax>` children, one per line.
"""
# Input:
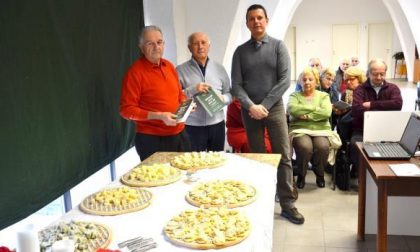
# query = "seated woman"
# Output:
<box><xmin>318</xmin><ymin>68</ymin><xmax>339</xmax><ymax>129</ymax></box>
<box><xmin>335</xmin><ymin>66</ymin><xmax>366</xmax><ymax>143</ymax></box>
<box><xmin>288</xmin><ymin>67</ymin><xmax>341</xmax><ymax>189</ymax></box>
<box><xmin>226</xmin><ymin>99</ymin><xmax>272</xmax><ymax>153</ymax></box>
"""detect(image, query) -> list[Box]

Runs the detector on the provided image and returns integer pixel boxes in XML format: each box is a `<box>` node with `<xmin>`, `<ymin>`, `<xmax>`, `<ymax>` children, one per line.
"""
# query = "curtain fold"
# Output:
<box><xmin>0</xmin><ymin>0</ymin><xmax>143</xmax><ymax>229</ymax></box>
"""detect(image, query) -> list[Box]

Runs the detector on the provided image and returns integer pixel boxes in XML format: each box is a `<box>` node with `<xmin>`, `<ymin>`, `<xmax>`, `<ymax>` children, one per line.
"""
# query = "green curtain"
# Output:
<box><xmin>0</xmin><ymin>0</ymin><xmax>143</xmax><ymax>229</ymax></box>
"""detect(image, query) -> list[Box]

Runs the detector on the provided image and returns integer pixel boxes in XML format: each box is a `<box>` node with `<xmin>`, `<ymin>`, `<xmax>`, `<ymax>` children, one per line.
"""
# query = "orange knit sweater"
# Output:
<box><xmin>120</xmin><ymin>57</ymin><xmax>186</xmax><ymax>136</ymax></box>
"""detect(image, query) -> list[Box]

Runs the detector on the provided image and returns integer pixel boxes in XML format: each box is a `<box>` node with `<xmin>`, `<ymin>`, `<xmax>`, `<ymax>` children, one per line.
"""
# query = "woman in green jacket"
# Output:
<box><xmin>288</xmin><ymin>67</ymin><xmax>334</xmax><ymax>189</ymax></box>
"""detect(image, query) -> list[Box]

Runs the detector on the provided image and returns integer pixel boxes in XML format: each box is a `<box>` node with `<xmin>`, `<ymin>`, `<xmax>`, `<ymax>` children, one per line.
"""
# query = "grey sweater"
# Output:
<box><xmin>176</xmin><ymin>58</ymin><xmax>232</xmax><ymax>126</ymax></box>
<box><xmin>231</xmin><ymin>34</ymin><xmax>291</xmax><ymax>110</ymax></box>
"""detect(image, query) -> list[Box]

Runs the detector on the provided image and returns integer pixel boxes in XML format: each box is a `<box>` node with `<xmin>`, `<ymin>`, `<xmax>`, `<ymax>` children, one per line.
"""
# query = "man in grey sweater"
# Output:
<box><xmin>177</xmin><ymin>32</ymin><xmax>232</xmax><ymax>151</ymax></box>
<box><xmin>231</xmin><ymin>4</ymin><xmax>304</xmax><ymax>224</ymax></box>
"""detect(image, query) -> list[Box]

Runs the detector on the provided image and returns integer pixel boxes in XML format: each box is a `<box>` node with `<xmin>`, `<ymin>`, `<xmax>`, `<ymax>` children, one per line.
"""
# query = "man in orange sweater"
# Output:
<box><xmin>120</xmin><ymin>25</ymin><xmax>191</xmax><ymax>160</ymax></box>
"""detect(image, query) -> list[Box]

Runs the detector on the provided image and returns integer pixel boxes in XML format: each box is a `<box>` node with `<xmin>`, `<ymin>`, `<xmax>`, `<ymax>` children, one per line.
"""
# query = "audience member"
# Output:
<box><xmin>318</xmin><ymin>68</ymin><xmax>339</xmax><ymax>129</ymax></box>
<box><xmin>176</xmin><ymin>32</ymin><xmax>232</xmax><ymax>151</ymax></box>
<box><xmin>351</xmin><ymin>56</ymin><xmax>359</xmax><ymax>66</ymax></box>
<box><xmin>309</xmin><ymin>57</ymin><xmax>323</xmax><ymax>71</ymax></box>
<box><xmin>333</xmin><ymin>58</ymin><xmax>351</xmax><ymax>94</ymax></box>
<box><xmin>350</xmin><ymin>58</ymin><xmax>403</xmax><ymax>176</ymax></box>
<box><xmin>335</xmin><ymin>66</ymin><xmax>366</xmax><ymax>144</ymax></box>
<box><xmin>288</xmin><ymin>67</ymin><xmax>341</xmax><ymax>189</ymax></box>
<box><xmin>295</xmin><ymin>58</ymin><xmax>323</xmax><ymax>91</ymax></box>
<box><xmin>231</xmin><ymin>4</ymin><xmax>304</xmax><ymax>224</ymax></box>
<box><xmin>120</xmin><ymin>25</ymin><xmax>191</xmax><ymax>160</ymax></box>
<box><xmin>226</xmin><ymin>99</ymin><xmax>272</xmax><ymax>153</ymax></box>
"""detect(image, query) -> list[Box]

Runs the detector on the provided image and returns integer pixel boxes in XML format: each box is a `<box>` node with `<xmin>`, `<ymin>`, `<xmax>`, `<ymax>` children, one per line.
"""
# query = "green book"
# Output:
<box><xmin>194</xmin><ymin>88</ymin><xmax>225</xmax><ymax>117</ymax></box>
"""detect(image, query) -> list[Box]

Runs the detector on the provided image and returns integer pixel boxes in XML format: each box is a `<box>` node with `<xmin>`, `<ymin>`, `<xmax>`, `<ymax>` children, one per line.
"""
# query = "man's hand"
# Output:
<box><xmin>148</xmin><ymin>112</ymin><xmax>177</xmax><ymax>126</ymax></box>
<box><xmin>212</xmin><ymin>89</ymin><xmax>225</xmax><ymax>103</ymax></box>
<box><xmin>248</xmin><ymin>104</ymin><xmax>268</xmax><ymax>120</ymax></box>
<box><xmin>160</xmin><ymin>112</ymin><xmax>178</xmax><ymax>126</ymax></box>
<box><xmin>195</xmin><ymin>82</ymin><xmax>210</xmax><ymax>93</ymax></box>
<box><xmin>362</xmin><ymin>102</ymin><xmax>371</xmax><ymax>110</ymax></box>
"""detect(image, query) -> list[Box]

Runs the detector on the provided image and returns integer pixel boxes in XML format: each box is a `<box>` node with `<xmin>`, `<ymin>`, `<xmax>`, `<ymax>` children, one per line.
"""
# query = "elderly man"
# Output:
<box><xmin>333</xmin><ymin>58</ymin><xmax>351</xmax><ymax>94</ymax></box>
<box><xmin>176</xmin><ymin>32</ymin><xmax>232</xmax><ymax>151</ymax></box>
<box><xmin>351</xmin><ymin>56</ymin><xmax>359</xmax><ymax>66</ymax></box>
<box><xmin>309</xmin><ymin>57</ymin><xmax>323</xmax><ymax>70</ymax></box>
<box><xmin>231</xmin><ymin>4</ymin><xmax>304</xmax><ymax>224</ymax></box>
<box><xmin>120</xmin><ymin>25</ymin><xmax>191</xmax><ymax>160</ymax></box>
<box><xmin>350</xmin><ymin>58</ymin><xmax>403</xmax><ymax>176</ymax></box>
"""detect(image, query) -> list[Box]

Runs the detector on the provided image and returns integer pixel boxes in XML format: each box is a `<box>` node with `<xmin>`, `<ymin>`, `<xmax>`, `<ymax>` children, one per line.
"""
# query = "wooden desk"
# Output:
<box><xmin>356</xmin><ymin>143</ymin><xmax>420</xmax><ymax>251</ymax></box>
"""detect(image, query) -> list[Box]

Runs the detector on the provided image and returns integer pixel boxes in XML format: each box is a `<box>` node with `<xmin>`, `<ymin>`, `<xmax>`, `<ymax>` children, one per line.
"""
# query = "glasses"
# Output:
<box><xmin>144</xmin><ymin>40</ymin><xmax>164</xmax><ymax>47</ymax></box>
<box><xmin>370</xmin><ymin>72</ymin><xmax>386</xmax><ymax>77</ymax></box>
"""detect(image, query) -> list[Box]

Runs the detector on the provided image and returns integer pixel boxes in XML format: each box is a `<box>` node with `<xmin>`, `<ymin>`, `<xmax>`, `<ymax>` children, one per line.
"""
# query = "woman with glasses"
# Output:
<box><xmin>335</xmin><ymin>67</ymin><xmax>366</xmax><ymax>144</ymax></box>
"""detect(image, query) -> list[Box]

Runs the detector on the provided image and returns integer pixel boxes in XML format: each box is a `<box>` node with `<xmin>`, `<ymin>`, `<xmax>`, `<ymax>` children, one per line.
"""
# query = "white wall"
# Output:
<box><xmin>175</xmin><ymin>0</ymin><xmax>241</xmax><ymax>66</ymax></box>
<box><xmin>173</xmin><ymin>0</ymin><xmax>188</xmax><ymax>64</ymax></box>
<box><xmin>294</xmin><ymin>24</ymin><xmax>333</xmax><ymax>71</ymax></box>
<box><xmin>289</xmin><ymin>0</ymin><xmax>396</xmax><ymax>73</ymax></box>
<box><xmin>270</xmin><ymin>0</ymin><xmax>303</xmax><ymax>40</ymax></box>
<box><xmin>396</xmin><ymin>0</ymin><xmax>420</xmax><ymax>82</ymax></box>
<box><xmin>143</xmin><ymin>0</ymin><xmax>177</xmax><ymax>62</ymax></box>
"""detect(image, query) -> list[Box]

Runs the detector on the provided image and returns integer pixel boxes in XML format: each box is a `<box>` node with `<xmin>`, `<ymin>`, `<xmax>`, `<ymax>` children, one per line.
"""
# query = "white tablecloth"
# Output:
<box><xmin>62</xmin><ymin>153</ymin><xmax>278</xmax><ymax>252</ymax></box>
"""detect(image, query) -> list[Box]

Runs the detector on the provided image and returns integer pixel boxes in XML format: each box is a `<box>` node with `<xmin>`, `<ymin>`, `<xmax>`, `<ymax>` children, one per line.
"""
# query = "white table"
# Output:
<box><xmin>61</xmin><ymin>152</ymin><xmax>280</xmax><ymax>252</ymax></box>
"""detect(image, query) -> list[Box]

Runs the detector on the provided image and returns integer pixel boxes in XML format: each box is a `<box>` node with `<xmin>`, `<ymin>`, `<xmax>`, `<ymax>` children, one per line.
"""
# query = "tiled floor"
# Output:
<box><xmin>272</xmin><ymin>79</ymin><xmax>420</xmax><ymax>251</ymax></box>
<box><xmin>272</xmin><ymin>172</ymin><xmax>420</xmax><ymax>251</ymax></box>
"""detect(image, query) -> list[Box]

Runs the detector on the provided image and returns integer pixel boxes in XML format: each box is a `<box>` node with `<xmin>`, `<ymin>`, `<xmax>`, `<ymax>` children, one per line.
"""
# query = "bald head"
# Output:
<box><xmin>188</xmin><ymin>32</ymin><xmax>210</xmax><ymax>66</ymax></box>
<box><xmin>308</xmin><ymin>58</ymin><xmax>322</xmax><ymax>71</ymax></box>
<box><xmin>188</xmin><ymin>32</ymin><xmax>209</xmax><ymax>45</ymax></box>
<box><xmin>368</xmin><ymin>58</ymin><xmax>387</xmax><ymax>86</ymax></box>
<box><xmin>339</xmin><ymin>58</ymin><xmax>350</xmax><ymax>71</ymax></box>
<box><xmin>368</xmin><ymin>58</ymin><xmax>387</xmax><ymax>73</ymax></box>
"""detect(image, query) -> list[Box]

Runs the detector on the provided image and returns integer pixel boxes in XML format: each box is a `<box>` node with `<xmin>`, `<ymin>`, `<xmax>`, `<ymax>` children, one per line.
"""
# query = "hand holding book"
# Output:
<box><xmin>194</xmin><ymin>87</ymin><xmax>225</xmax><ymax>117</ymax></box>
<box><xmin>174</xmin><ymin>99</ymin><xmax>195</xmax><ymax>123</ymax></box>
<box><xmin>195</xmin><ymin>82</ymin><xmax>211</xmax><ymax>93</ymax></box>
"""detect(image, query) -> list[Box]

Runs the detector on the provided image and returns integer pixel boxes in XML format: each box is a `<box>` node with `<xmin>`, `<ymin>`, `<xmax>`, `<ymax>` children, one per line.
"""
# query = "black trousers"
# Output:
<box><xmin>134</xmin><ymin>130</ymin><xmax>191</xmax><ymax>161</ymax></box>
<box><xmin>185</xmin><ymin>121</ymin><xmax>225</xmax><ymax>152</ymax></box>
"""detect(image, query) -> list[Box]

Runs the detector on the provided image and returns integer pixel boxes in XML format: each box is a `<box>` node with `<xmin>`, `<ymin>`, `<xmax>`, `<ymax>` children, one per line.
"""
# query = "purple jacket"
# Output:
<box><xmin>351</xmin><ymin>79</ymin><xmax>403</xmax><ymax>132</ymax></box>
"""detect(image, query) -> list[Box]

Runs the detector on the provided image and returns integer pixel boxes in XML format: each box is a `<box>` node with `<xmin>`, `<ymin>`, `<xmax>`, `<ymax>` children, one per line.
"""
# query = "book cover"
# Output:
<box><xmin>174</xmin><ymin>99</ymin><xmax>194</xmax><ymax>123</ymax></box>
<box><xmin>194</xmin><ymin>88</ymin><xmax>225</xmax><ymax>117</ymax></box>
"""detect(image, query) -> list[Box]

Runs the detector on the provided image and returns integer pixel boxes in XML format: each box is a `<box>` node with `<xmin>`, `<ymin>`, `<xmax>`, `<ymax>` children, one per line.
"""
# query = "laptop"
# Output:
<box><xmin>363</xmin><ymin>112</ymin><xmax>420</xmax><ymax>159</ymax></box>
